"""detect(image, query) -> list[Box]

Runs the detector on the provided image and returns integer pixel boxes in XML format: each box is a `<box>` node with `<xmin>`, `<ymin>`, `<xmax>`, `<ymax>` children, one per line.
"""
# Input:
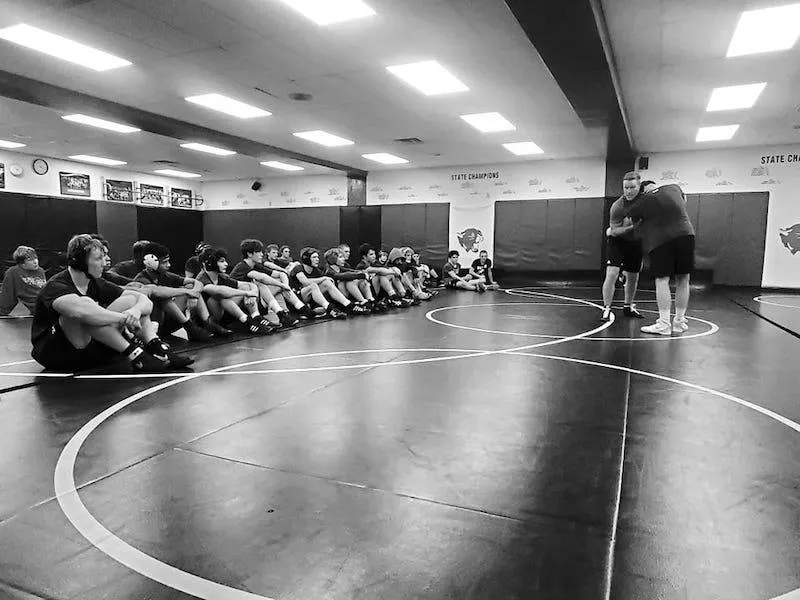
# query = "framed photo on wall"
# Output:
<box><xmin>105</xmin><ymin>179</ymin><xmax>134</xmax><ymax>202</ymax></box>
<box><xmin>171</xmin><ymin>187</ymin><xmax>193</xmax><ymax>208</ymax></box>
<box><xmin>0</xmin><ymin>163</ymin><xmax>4</xmax><ymax>189</ymax></box>
<box><xmin>59</xmin><ymin>172</ymin><xmax>91</xmax><ymax>197</ymax></box>
<box><xmin>139</xmin><ymin>183</ymin><xmax>165</xmax><ymax>206</ymax></box>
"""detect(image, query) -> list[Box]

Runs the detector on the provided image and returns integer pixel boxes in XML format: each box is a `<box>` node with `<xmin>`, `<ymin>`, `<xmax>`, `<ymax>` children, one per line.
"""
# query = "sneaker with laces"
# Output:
<box><xmin>601</xmin><ymin>306</ymin><xmax>612</xmax><ymax>321</ymax></box>
<box><xmin>641</xmin><ymin>319</ymin><xmax>672</xmax><ymax>336</ymax></box>
<box><xmin>672</xmin><ymin>317</ymin><xmax>689</xmax><ymax>333</ymax></box>
<box><xmin>623</xmin><ymin>304</ymin><xmax>644</xmax><ymax>319</ymax></box>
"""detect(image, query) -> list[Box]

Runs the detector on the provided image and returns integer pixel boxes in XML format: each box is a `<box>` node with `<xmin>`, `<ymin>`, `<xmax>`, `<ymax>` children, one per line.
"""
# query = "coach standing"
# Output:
<box><xmin>622</xmin><ymin>181</ymin><xmax>695</xmax><ymax>335</ymax></box>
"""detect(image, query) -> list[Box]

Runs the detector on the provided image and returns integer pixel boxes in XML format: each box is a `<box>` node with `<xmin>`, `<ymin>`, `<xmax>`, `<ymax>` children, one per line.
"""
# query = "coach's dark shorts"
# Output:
<box><xmin>606</xmin><ymin>237</ymin><xmax>643</xmax><ymax>273</ymax></box>
<box><xmin>649</xmin><ymin>235</ymin><xmax>695</xmax><ymax>278</ymax></box>
<box><xmin>32</xmin><ymin>324</ymin><xmax>118</xmax><ymax>371</ymax></box>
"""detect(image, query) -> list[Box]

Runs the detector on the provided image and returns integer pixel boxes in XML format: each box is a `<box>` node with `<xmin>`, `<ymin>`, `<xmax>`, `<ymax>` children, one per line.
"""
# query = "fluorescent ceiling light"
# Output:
<box><xmin>0</xmin><ymin>139</ymin><xmax>26</xmax><ymax>149</ymax></box>
<box><xmin>362</xmin><ymin>153</ymin><xmax>408</xmax><ymax>165</ymax></box>
<box><xmin>278</xmin><ymin>0</ymin><xmax>375</xmax><ymax>25</ymax></box>
<box><xmin>180</xmin><ymin>142</ymin><xmax>236</xmax><ymax>156</ymax></box>
<box><xmin>460</xmin><ymin>112</ymin><xmax>516</xmax><ymax>133</ymax></box>
<box><xmin>726</xmin><ymin>3</ymin><xmax>800</xmax><ymax>56</ymax></box>
<box><xmin>0</xmin><ymin>24</ymin><xmax>131</xmax><ymax>71</ymax></box>
<box><xmin>696</xmin><ymin>125</ymin><xmax>739</xmax><ymax>142</ymax></box>
<box><xmin>154</xmin><ymin>169</ymin><xmax>202</xmax><ymax>178</ymax></box>
<box><xmin>185</xmin><ymin>94</ymin><xmax>271</xmax><ymax>119</ymax></box>
<box><xmin>503</xmin><ymin>141</ymin><xmax>544</xmax><ymax>156</ymax></box>
<box><xmin>706</xmin><ymin>83</ymin><xmax>767</xmax><ymax>111</ymax></box>
<box><xmin>386</xmin><ymin>60</ymin><xmax>468</xmax><ymax>96</ymax></box>
<box><xmin>68</xmin><ymin>154</ymin><xmax>127</xmax><ymax>166</ymax></box>
<box><xmin>293</xmin><ymin>130</ymin><xmax>354</xmax><ymax>147</ymax></box>
<box><xmin>62</xmin><ymin>114</ymin><xmax>140</xmax><ymax>133</ymax></box>
<box><xmin>261</xmin><ymin>161</ymin><xmax>305</xmax><ymax>171</ymax></box>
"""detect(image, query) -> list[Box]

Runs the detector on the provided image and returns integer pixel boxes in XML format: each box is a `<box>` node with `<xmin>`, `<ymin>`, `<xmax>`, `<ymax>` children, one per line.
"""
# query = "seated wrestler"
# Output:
<box><xmin>442</xmin><ymin>250</ymin><xmax>485</xmax><ymax>292</ymax></box>
<box><xmin>229</xmin><ymin>239</ymin><xmax>310</xmax><ymax>325</ymax></box>
<box><xmin>133</xmin><ymin>242</ymin><xmax>224</xmax><ymax>340</ymax></box>
<box><xmin>30</xmin><ymin>234</ymin><xmax>192</xmax><ymax>372</ymax></box>
<box><xmin>0</xmin><ymin>245</ymin><xmax>47</xmax><ymax>316</ymax></box>
<box><xmin>287</xmin><ymin>247</ymin><xmax>364</xmax><ymax>318</ymax></box>
<box><xmin>323</xmin><ymin>248</ymin><xmax>374</xmax><ymax>312</ymax></box>
<box><xmin>468</xmin><ymin>250</ymin><xmax>500</xmax><ymax>290</ymax></box>
<box><xmin>196</xmin><ymin>247</ymin><xmax>275</xmax><ymax>335</ymax></box>
<box><xmin>355</xmin><ymin>244</ymin><xmax>413</xmax><ymax>308</ymax></box>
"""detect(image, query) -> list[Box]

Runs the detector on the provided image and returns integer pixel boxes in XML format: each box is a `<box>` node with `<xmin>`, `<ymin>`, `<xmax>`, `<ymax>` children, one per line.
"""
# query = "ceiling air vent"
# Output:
<box><xmin>152</xmin><ymin>160</ymin><xmax>180</xmax><ymax>166</ymax></box>
<box><xmin>289</xmin><ymin>92</ymin><xmax>313</xmax><ymax>102</ymax></box>
<box><xmin>393</xmin><ymin>137</ymin><xmax>424</xmax><ymax>144</ymax></box>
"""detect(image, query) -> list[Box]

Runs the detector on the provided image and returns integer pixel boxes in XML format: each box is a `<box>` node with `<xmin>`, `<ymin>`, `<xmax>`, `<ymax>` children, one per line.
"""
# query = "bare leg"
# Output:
<box><xmin>266</xmin><ymin>284</ymin><xmax>288</xmax><ymax>311</ymax></box>
<box><xmin>674</xmin><ymin>274</ymin><xmax>690</xmax><ymax>319</ymax></box>
<box><xmin>623</xmin><ymin>271</ymin><xmax>639</xmax><ymax>305</ymax></box>
<box><xmin>319</xmin><ymin>279</ymin><xmax>351</xmax><ymax>306</ymax></box>
<box><xmin>359</xmin><ymin>279</ymin><xmax>375</xmax><ymax>302</ymax></box>
<box><xmin>344</xmin><ymin>281</ymin><xmax>366</xmax><ymax>302</ymax></box>
<box><xmin>301</xmin><ymin>283</ymin><xmax>329</xmax><ymax>309</ymax></box>
<box><xmin>602</xmin><ymin>266</ymin><xmax>620</xmax><ymax>308</ymax></box>
<box><xmin>655</xmin><ymin>276</ymin><xmax>672</xmax><ymax>322</ymax></box>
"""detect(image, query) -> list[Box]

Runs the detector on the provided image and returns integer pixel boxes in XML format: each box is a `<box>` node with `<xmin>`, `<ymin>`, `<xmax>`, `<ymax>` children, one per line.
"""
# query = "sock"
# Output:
<box><xmin>676</xmin><ymin>308</ymin><xmax>686</xmax><ymax>320</ymax></box>
<box><xmin>239</xmin><ymin>314</ymin><xmax>248</xmax><ymax>323</ymax></box>
<box><xmin>122</xmin><ymin>342</ymin><xmax>144</xmax><ymax>362</ymax></box>
<box><xmin>659</xmin><ymin>309</ymin><xmax>670</xmax><ymax>323</ymax></box>
<box><xmin>624</xmin><ymin>303</ymin><xmax>630</xmax><ymax>308</ymax></box>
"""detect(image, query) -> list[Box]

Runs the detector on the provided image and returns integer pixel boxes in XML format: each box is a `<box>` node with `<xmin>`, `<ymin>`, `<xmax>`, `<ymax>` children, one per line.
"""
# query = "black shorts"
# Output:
<box><xmin>649</xmin><ymin>235</ymin><xmax>695</xmax><ymax>278</ymax></box>
<box><xmin>32</xmin><ymin>324</ymin><xmax>118</xmax><ymax>372</ymax></box>
<box><xmin>606</xmin><ymin>237</ymin><xmax>643</xmax><ymax>273</ymax></box>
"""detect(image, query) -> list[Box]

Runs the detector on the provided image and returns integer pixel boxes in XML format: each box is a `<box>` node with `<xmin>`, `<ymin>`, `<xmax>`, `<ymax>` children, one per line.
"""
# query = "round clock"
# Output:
<box><xmin>32</xmin><ymin>158</ymin><xmax>49</xmax><ymax>175</ymax></box>
<box><xmin>9</xmin><ymin>164</ymin><xmax>23</xmax><ymax>177</ymax></box>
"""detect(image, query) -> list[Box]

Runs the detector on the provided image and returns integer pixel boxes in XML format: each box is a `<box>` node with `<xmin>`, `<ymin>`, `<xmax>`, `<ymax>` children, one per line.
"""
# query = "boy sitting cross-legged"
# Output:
<box><xmin>442</xmin><ymin>250</ymin><xmax>486</xmax><ymax>292</ymax></box>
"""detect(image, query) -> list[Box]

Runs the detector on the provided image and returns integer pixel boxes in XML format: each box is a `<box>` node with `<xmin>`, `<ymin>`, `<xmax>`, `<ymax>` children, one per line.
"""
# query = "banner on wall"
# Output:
<box><xmin>449</xmin><ymin>199</ymin><xmax>495</xmax><ymax>261</ymax></box>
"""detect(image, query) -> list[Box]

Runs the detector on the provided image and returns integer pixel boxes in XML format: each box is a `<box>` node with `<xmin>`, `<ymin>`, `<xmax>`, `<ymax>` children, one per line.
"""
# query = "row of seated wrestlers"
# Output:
<box><xmin>28</xmin><ymin>234</ymin><xmax>446</xmax><ymax>373</ymax></box>
<box><xmin>102</xmin><ymin>239</ymin><xmax>445</xmax><ymax>342</ymax></box>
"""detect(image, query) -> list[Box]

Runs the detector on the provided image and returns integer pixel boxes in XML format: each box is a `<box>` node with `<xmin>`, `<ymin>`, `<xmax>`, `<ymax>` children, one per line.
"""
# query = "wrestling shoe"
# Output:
<box><xmin>184</xmin><ymin>320</ymin><xmax>213</xmax><ymax>341</ymax></box>
<box><xmin>641</xmin><ymin>319</ymin><xmax>672</xmax><ymax>336</ymax></box>
<box><xmin>672</xmin><ymin>317</ymin><xmax>689</xmax><ymax>333</ymax></box>
<box><xmin>326</xmin><ymin>305</ymin><xmax>348</xmax><ymax>320</ymax></box>
<box><xmin>277</xmin><ymin>310</ymin><xmax>299</xmax><ymax>328</ymax></box>
<box><xmin>204</xmin><ymin>317</ymin><xmax>233</xmax><ymax>337</ymax></box>
<box><xmin>623</xmin><ymin>304</ymin><xmax>644</xmax><ymax>319</ymax></box>
<box><xmin>144</xmin><ymin>338</ymin><xmax>194</xmax><ymax>369</ymax></box>
<box><xmin>129</xmin><ymin>347</ymin><xmax>170</xmax><ymax>373</ymax></box>
<box><xmin>601</xmin><ymin>306</ymin><xmax>612</xmax><ymax>321</ymax></box>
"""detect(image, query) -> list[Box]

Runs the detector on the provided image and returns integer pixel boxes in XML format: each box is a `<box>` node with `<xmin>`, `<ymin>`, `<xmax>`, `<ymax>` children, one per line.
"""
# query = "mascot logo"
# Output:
<box><xmin>457</xmin><ymin>228</ymin><xmax>484</xmax><ymax>253</ymax></box>
<box><xmin>780</xmin><ymin>224</ymin><xmax>800</xmax><ymax>254</ymax></box>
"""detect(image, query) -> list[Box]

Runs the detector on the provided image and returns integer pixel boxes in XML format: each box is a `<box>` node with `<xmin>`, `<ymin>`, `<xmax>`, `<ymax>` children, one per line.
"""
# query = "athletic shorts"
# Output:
<box><xmin>648</xmin><ymin>235</ymin><xmax>695</xmax><ymax>278</ymax></box>
<box><xmin>606</xmin><ymin>237</ymin><xmax>643</xmax><ymax>273</ymax></box>
<box><xmin>32</xmin><ymin>324</ymin><xmax>118</xmax><ymax>372</ymax></box>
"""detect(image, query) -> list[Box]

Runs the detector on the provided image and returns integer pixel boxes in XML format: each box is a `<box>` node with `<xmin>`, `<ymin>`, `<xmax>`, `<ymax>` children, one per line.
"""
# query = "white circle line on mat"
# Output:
<box><xmin>53</xmin><ymin>310</ymin><xmax>616</xmax><ymax>600</ymax></box>
<box><xmin>54</xmin><ymin>343</ymin><xmax>800</xmax><ymax>600</ymax></box>
<box><xmin>754</xmin><ymin>295</ymin><xmax>800</xmax><ymax>310</ymax></box>
<box><xmin>503</xmin><ymin>289</ymin><xmax>719</xmax><ymax>342</ymax></box>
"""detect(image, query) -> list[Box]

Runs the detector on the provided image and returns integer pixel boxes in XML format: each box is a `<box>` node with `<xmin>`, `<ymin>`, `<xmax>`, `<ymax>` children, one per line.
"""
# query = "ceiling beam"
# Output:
<box><xmin>0</xmin><ymin>69</ymin><xmax>368</xmax><ymax>178</ymax></box>
<box><xmin>504</xmin><ymin>0</ymin><xmax>634</xmax><ymax>162</ymax></box>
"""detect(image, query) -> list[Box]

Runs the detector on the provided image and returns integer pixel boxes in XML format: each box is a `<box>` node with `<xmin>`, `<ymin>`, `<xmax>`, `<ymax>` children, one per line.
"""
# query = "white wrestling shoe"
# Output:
<box><xmin>641</xmin><ymin>319</ymin><xmax>672</xmax><ymax>336</ymax></box>
<box><xmin>672</xmin><ymin>317</ymin><xmax>689</xmax><ymax>333</ymax></box>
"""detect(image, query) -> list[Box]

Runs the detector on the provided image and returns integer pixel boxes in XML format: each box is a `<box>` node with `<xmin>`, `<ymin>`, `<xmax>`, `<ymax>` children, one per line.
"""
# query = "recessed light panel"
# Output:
<box><xmin>62</xmin><ymin>114</ymin><xmax>140</xmax><ymax>133</ymax></box>
<box><xmin>261</xmin><ymin>161</ymin><xmax>305</xmax><ymax>171</ymax></box>
<box><xmin>460</xmin><ymin>112</ymin><xmax>516</xmax><ymax>133</ymax></box>
<box><xmin>0</xmin><ymin>139</ymin><xmax>26</xmax><ymax>149</ymax></box>
<box><xmin>69</xmin><ymin>154</ymin><xmax>127</xmax><ymax>166</ymax></box>
<box><xmin>696</xmin><ymin>125</ymin><xmax>739</xmax><ymax>142</ymax></box>
<box><xmin>726</xmin><ymin>4</ymin><xmax>800</xmax><ymax>56</ymax></box>
<box><xmin>185</xmin><ymin>94</ymin><xmax>271</xmax><ymax>119</ymax></box>
<box><xmin>278</xmin><ymin>0</ymin><xmax>375</xmax><ymax>25</ymax></box>
<box><xmin>386</xmin><ymin>61</ymin><xmax>468</xmax><ymax>96</ymax></box>
<box><xmin>503</xmin><ymin>141</ymin><xmax>544</xmax><ymax>156</ymax></box>
<box><xmin>180</xmin><ymin>142</ymin><xmax>236</xmax><ymax>156</ymax></box>
<box><xmin>0</xmin><ymin>24</ymin><xmax>131</xmax><ymax>71</ymax></box>
<box><xmin>293</xmin><ymin>130</ymin><xmax>354</xmax><ymax>147</ymax></box>
<box><xmin>154</xmin><ymin>169</ymin><xmax>202</xmax><ymax>178</ymax></box>
<box><xmin>362</xmin><ymin>153</ymin><xmax>409</xmax><ymax>165</ymax></box>
<box><xmin>707</xmin><ymin>83</ymin><xmax>767</xmax><ymax>111</ymax></box>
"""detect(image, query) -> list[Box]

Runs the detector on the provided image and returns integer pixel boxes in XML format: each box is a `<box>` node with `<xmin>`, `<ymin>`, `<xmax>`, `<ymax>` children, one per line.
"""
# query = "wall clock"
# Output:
<box><xmin>32</xmin><ymin>158</ymin><xmax>49</xmax><ymax>175</ymax></box>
